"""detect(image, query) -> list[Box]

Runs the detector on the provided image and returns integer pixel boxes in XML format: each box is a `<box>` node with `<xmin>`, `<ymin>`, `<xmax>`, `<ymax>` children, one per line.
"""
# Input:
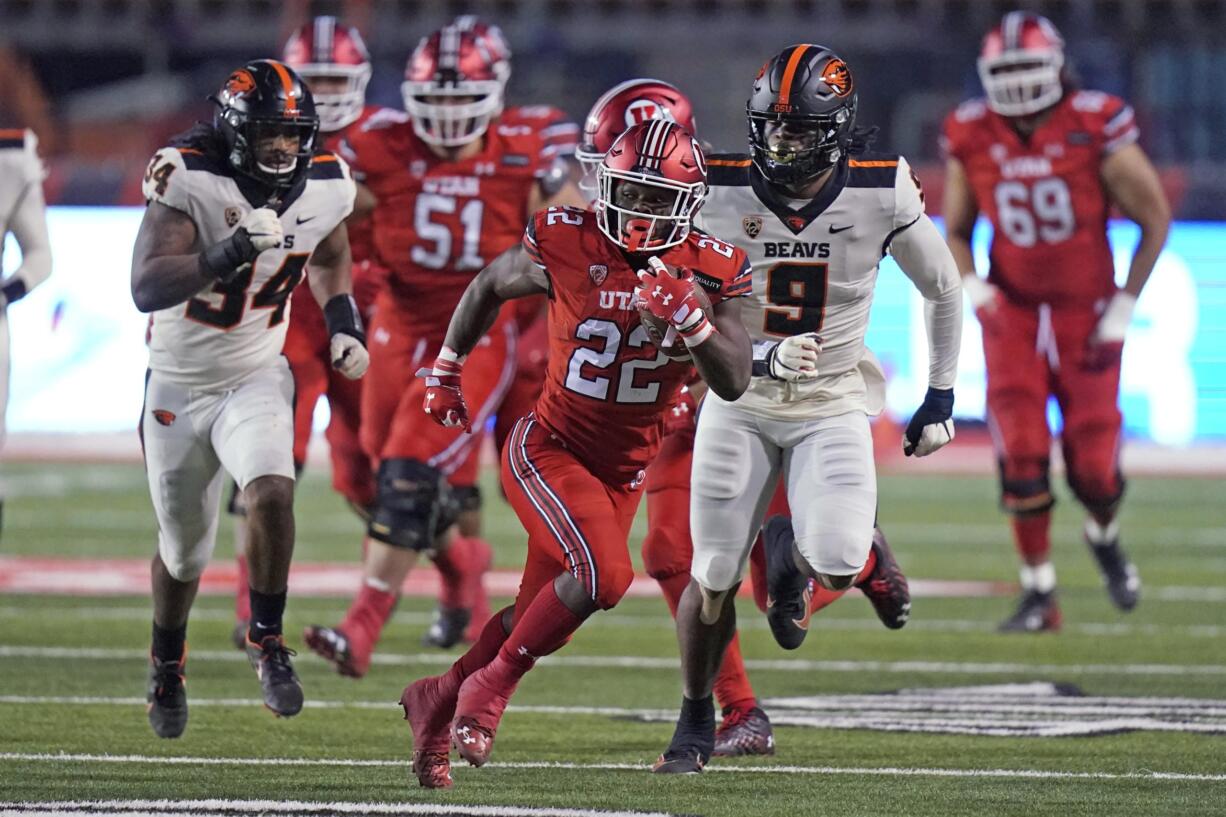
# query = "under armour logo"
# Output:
<box><xmin>456</xmin><ymin>725</ymin><xmax>477</xmax><ymax>745</ymax></box>
<box><xmin>652</xmin><ymin>285</ymin><xmax>673</xmax><ymax>306</ymax></box>
<box><xmin>517</xmin><ymin>645</ymin><xmax>532</xmax><ymax>657</ymax></box>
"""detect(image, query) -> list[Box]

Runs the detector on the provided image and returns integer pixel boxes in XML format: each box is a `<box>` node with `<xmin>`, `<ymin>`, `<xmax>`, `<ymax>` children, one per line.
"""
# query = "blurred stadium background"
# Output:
<box><xmin>2</xmin><ymin>2</ymin><xmax>1224</xmax><ymax>815</ymax></box>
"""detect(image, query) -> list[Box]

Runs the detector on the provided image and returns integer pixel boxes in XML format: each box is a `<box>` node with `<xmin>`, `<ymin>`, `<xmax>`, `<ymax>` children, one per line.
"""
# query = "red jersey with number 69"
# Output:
<box><xmin>341</xmin><ymin>105</ymin><xmax>578</xmax><ymax>339</ymax></box>
<box><xmin>942</xmin><ymin>90</ymin><xmax>1139</xmax><ymax>306</ymax></box>
<box><xmin>524</xmin><ymin>206</ymin><xmax>752</xmax><ymax>487</ymax></box>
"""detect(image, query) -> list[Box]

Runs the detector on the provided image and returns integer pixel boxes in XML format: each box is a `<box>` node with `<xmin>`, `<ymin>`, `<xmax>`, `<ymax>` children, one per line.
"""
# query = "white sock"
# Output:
<box><xmin>1085</xmin><ymin>517</ymin><xmax>1119</xmax><ymax>546</ymax></box>
<box><xmin>1019</xmin><ymin>562</ymin><xmax>1056</xmax><ymax>594</ymax></box>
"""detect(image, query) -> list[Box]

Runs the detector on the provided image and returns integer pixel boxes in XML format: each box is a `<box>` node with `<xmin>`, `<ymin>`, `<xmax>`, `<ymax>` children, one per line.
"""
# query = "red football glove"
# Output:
<box><xmin>634</xmin><ymin>256</ymin><xmax>714</xmax><ymax>346</ymax></box>
<box><xmin>663</xmin><ymin>385</ymin><xmax>699</xmax><ymax>435</ymax></box>
<box><xmin>419</xmin><ymin>347</ymin><xmax>471</xmax><ymax>433</ymax></box>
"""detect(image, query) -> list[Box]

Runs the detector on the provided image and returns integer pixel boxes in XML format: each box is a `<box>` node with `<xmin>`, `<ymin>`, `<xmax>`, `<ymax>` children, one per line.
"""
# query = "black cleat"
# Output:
<box><xmin>998</xmin><ymin>589</ymin><xmax>1062</xmax><ymax>633</ymax></box>
<box><xmin>422</xmin><ymin>606</ymin><xmax>471</xmax><ymax>649</ymax></box>
<box><xmin>146</xmin><ymin>655</ymin><xmax>188</xmax><ymax>739</ymax></box>
<box><xmin>856</xmin><ymin>526</ymin><xmax>911</xmax><ymax>630</ymax></box>
<box><xmin>763</xmin><ymin>515</ymin><xmax>812</xmax><ymax>650</ymax></box>
<box><xmin>652</xmin><ymin>746</ymin><xmax>708</xmax><ymax>774</ymax></box>
<box><xmin>654</xmin><ymin>699</ymin><xmax>715</xmax><ymax>774</ymax></box>
<box><xmin>1086</xmin><ymin>535</ymin><xmax>1140</xmax><ymax>612</ymax></box>
<box><xmin>713</xmin><ymin>705</ymin><xmax>775</xmax><ymax>757</ymax></box>
<box><xmin>246</xmin><ymin>635</ymin><xmax>304</xmax><ymax>717</ymax></box>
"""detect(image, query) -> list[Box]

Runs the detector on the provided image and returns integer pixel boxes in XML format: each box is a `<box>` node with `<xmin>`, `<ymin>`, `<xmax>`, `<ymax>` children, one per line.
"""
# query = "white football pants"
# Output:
<box><xmin>689</xmin><ymin>396</ymin><xmax>877</xmax><ymax>592</ymax></box>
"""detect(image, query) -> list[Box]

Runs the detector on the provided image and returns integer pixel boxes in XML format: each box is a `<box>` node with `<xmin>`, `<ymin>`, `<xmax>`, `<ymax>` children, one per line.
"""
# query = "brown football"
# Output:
<box><xmin>638</xmin><ymin>268</ymin><xmax>712</xmax><ymax>362</ymax></box>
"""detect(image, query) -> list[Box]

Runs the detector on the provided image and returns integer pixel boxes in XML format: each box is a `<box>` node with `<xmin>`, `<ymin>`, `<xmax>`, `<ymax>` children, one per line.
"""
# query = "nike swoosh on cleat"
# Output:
<box><xmin>790</xmin><ymin>585</ymin><xmax>814</xmax><ymax>630</ymax></box>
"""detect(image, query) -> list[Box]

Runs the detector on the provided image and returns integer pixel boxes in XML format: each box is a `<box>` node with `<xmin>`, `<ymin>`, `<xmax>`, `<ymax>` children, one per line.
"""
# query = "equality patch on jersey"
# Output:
<box><xmin>632</xmin><ymin>683</ymin><xmax>1226</xmax><ymax>738</ymax></box>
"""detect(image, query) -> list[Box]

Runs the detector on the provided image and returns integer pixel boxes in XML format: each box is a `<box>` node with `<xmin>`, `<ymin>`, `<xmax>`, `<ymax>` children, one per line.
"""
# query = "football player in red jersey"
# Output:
<box><xmin>943</xmin><ymin>12</ymin><xmax>1170</xmax><ymax>631</ymax></box>
<box><xmin>400</xmin><ymin>120</ymin><xmax>752</xmax><ymax>788</ymax></box>
<box><xmin>572</xmin><ymin>77</ymin><xmax>773</xmax><ymax>757</ymax></box>
<box><xmin>302</xmin><ymin>17</ymin><xmax>584</xmax><ymax>676</ymax></box>
<box><xmin>227</xmin><ymin>15</ymin><xmax>385</xmax><ymax>648</ymax></box>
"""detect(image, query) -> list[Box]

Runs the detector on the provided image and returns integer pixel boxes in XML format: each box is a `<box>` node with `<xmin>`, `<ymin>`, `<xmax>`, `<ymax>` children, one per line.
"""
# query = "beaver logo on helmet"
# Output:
<box><xmin>820</xmin><ymin>59</ymin><xmax>852</xmax><ymax>97</ymax></box>
<box><xmin>225</xmin><ymin>69</ymin><xmax>257</xmax><ymax>97</ymax></box>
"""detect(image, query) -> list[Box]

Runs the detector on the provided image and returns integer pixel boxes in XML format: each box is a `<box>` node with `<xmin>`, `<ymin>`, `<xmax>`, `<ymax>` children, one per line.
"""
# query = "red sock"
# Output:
<box><xmin>338</xmin><ymin>582</ymin><xmax>398</xmax><ymax>654</ymax></box>
<box><xmin>804</xmin><ymin>547</ymin><xmax>877</xmax><ymax>616</ymax></box>
<box><xmin>234</xmin><ymin>553</ymin><xmax>250</xmax><ymax>622</ymax></box>
<box><xmin>434</xmin><ymin>538</ymin><xmax>469</xmax><ymax>609</ymax></box>
<box><xmin>713</xmin><ymin>632</ymin><xmax>757</xmax><ymax>713</ymax></box>
<box><xmin>1011</xmin><ymin>511</ymin><xmax>1052</xmax><ymax>565</ymax></box>
<box><xmin>656</xmin><ymin>572</ymin><xmax>688</xmax><ymax>617</ymax></box>
<box><xmin>493</xmin><ymin>582</ymin><xmax>584</xmax><ymax>684</ymax></box>
<box><xmin>446</xmin><ymin>605</ymin><xmax>513</xmax><ymax>686</ymax></box>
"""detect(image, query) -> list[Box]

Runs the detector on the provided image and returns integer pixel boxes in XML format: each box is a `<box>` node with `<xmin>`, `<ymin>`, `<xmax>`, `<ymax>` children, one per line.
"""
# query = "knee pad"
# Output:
<box><xmin>159</xmin><ymin>537</ymin><xmax>211</xmax><ymax>583</ymax></box>
<box><xmin>1068</xmin><ymin>470</ymin><xmax>1126</xmax><ymax>519</ymax></box>
<box><xmin>367</xmin><ymin>459</ymin><xmax>446</xmax><ymax>551</ymax></box>
<box><xmin>595</xmin><ymin>560</ymin><xmax>636</xmax><ymax>610</ymax></box>
<box><xmin>998</xmin><ymin>459</ymin><xmax>1055</xmax><ymax>517</ymax></box>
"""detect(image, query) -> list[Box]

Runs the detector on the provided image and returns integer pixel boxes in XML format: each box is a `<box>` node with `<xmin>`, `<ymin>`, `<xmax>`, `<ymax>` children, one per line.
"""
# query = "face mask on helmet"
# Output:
<box><xmin>402</xmin><ymin>82</ymin><xmax>505</xmax><ymax>147</ymax></box>
<box><xmin>222</xmin><ymin>113</ymin><xmax>319</xmax><ymax>191</ymax></box>
<box><xmin>978</xmin><ymin>51</ymin><xmax>1064</xmax><ymax>117</ymax></box>
<box><xmin>595</xmin><ymin>168</ymin><xmax>704</xmax><ymax>253</ymax></box>
<box><xmin>748</xmin><ymin>106</ymin><xmax>851</xmax><ymax>187</ymax></box>
<box><xmin>297</xmin><ymin>64</ymin><xmax>372</xmax><ymax>132</ymax></box>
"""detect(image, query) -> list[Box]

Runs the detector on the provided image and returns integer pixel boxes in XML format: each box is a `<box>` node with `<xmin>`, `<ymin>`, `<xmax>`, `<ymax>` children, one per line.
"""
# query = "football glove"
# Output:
<box><xmin>197</xmin><ymin>207</ymin><xmax>284</xmax><ymax>283</ymax></box>
<box><xmin>1085</xmin><ymin>290</ymin><xmax>1135</xmax><ymax>371</ymax></box>
<box><xmin>635</xmin><ymin>256</ymin><xmax>714</xmax><ymax>347</ymax></box>
<box><xmin>419</xmin><ymin>348</ymin><xmax>471</xmax><ymax>433</ymax></box>
<box><xmin>330</xmin><ymin>334</ymin><xmax>369</xmax><ymax>380</ymax></box>
<box><xmin>324</xmin><ymin>294</ymin><xmax>368</xmax><ymax>379</ymax></box>
<box><xmin>240</xmin><ymin>207</ymin><xmax>284</xmax><ymax>253</ymax></box>
<box><xmin>663</xmin><ymin>385</ymin><xmax>699</xmax><ymax>435</ymax></box>
<box><xmin>765</xmin><ymin>333</ymin><xmax>821</xmax><ymax>382</ymax></box>
<box><xmin>961</xmin><ymin>274</ymin><xmax>1004</xmax><ymax>335</ymax></box>
<box><xmin>904</xmin><ymin>387</ymin><xmax>955</xmax><ymax>457</ymax></box>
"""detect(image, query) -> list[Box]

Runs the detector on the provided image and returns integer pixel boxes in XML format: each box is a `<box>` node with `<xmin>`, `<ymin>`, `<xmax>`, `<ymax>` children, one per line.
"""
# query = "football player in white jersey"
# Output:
<box><xmin>654</xmin><ymin>45</ymin><xmax>963</xmax><ymax>773</ymax></box>
<box><xmin>130</xmin><ymin>60</ymin><xmax>368</xmax><ymax>738</ymax></box>
<box><xmin>0</xmin><ymin>127</ymin><xmax>52</xmax><ymax>534</ymax></box>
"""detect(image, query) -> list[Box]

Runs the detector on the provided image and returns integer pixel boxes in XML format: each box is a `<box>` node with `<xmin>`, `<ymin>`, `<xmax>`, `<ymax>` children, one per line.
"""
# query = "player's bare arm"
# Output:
<box><xmin>306</xmin><ymin>220</ymin><xmax>368</xmax><ymax>379</ymax></box>
<box><xmin>942</xmin><ymin>157</ymin><xmax>979</xmax><ymax>276</ymax></box>
<box><xmin>349</xmin><ymin>181</ymin><xmax>377</xmax><ymax>224</ymax></box>
<box><xmin>305</xmin><ymin>220</ymin><xmax>354</xmax><ymax>305</ymax></box>
<box><xmin>443</xmin><ymin>244</ymin><xmax>549</xmax><ymax>356</ymax></box>
<box><xmin>1100</xmin><ymin>143</ymin><xmax>1171</xmax><ymax>298</ymax></box>
<box><xmin>688</xmin><ymin>296</ymin><xmax>751</xmax><ymax>402</ymax></box>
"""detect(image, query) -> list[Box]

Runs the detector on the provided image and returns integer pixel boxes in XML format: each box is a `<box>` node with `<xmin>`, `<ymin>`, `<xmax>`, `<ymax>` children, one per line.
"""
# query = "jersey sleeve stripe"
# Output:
<box><xmin>849</xmin><ymin>159</ymin><xmax>898</xmax><ymax>168</ymax></box>
<box><xmin>541</xmin><ymin>123</ymin><xmax>580</xmax><ymax>138</ymax></box>
<box><xmin>539</xmin><ymin>142</ymin><xmax>575</xmax><ymax>157</ymax></box>
<box><xmin>1103</xmin><ymin>126</ymin><xmax>1140</xmax><ymax>154</ymax></box>
<box><xmin>1104</xmin><ymin>105</ymin><xmax>1136</xmax><ymax>135</ymax></box>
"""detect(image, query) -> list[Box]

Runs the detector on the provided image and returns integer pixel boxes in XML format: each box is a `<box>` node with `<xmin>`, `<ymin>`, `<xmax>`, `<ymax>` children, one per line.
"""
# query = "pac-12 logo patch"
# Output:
<box><xmin>152</xmin><ymin>410</ymin><xmax>176</xmax><ymax>427</ymax></box>
<box><xmin>224</xmin><ymin>206</ymin><xmax>242</xmax><ymax>228</ymax></box>
<box><xmin>588</xmin><ymin>264</ymin><xmax>609</xmax><ymax>286</ymax></box>
<box><xmin>743</xmin><ymin>216</ymin><xmax>763</xmax><ymax>239</ymax></box>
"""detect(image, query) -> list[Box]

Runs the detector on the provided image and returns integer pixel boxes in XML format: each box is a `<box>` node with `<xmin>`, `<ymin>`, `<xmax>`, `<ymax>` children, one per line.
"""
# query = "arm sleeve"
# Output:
<box><xmin>2</xmin><ymin>169</ymin><xmax>52</xmax><ymax>302</ymax></box>
<box><xmin>889</xmin><ymin>213</ymin><xmax>963</xmax><ymax>390</ymax></box>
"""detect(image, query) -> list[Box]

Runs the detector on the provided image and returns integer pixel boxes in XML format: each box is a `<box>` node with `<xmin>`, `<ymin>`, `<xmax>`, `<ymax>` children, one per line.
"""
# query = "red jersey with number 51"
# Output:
<box><xmin>942</xmin><ymin>90</ymin><xmax>1139</xmax><ymax>306</ymax></box>
<box><xmin>341</xmin><ymin>105</ymin><xmax>578</xmax><ymax>338</ymax></box>
<box><xmin>524</xmin><ymin>206</ymin><xmax>752</xmax><ymax>487</ymax></box>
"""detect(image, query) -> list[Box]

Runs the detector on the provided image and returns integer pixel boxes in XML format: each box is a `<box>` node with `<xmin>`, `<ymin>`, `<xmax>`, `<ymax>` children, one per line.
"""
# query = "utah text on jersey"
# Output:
<box><xmin>141</xmin><ymin>147</ymin><xmax>356</xmax><ymax>390</ymax></box>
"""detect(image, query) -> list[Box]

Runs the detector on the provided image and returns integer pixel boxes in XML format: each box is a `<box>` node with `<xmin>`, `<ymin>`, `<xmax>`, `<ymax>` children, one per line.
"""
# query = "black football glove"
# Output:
<box><xmin>903</xmin><ymin>387</ymin><xmax>955</xmax><ymax>457</ymax></box>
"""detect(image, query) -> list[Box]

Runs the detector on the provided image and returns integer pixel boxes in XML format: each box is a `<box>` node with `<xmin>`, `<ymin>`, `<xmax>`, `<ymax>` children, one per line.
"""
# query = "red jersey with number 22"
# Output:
<box><xmin>942</xmin><ymin>90</ymin><xmax>1139</xmax><ymax>306</ymax></box>
<box><xmin>523</xmin><ymin>206</ymin><xmax>752</xmax><ymax>487</ymax></box>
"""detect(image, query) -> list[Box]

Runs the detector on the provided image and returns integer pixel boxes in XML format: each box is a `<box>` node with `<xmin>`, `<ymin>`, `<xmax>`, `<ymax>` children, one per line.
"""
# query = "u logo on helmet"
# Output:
<box><xmin>625</xmin><ymin>99</ymin><xmax>670</xmax><ymax>127</ymax></box>
<box><xmin>820</xmin><ymin>59</ymin><xmax>852</xmax><ymax>97</ymax></box>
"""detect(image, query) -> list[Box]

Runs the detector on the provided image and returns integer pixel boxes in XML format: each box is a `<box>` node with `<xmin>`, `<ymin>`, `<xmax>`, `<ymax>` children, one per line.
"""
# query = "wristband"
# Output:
<box><xmin>324</xmin><ymin>294</ymin><xmax>366</xmax><ymax>345</ymax></box>
<box><xmin>198</xmin><ymin>228</ymin><xmax>257</xmax><ymax>284</ymax></box>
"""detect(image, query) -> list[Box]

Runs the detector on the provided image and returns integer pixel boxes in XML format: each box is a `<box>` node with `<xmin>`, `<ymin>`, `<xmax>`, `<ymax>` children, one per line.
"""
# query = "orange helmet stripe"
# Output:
<box><xmin>268</xmin><ymin>60</ymin><xmax>298</xmax><ymax>112</ymax></box>
<box><xmin>777</xmin><ymin>45</ymin><xmax>812</xmax><ymax>109</ymax></box>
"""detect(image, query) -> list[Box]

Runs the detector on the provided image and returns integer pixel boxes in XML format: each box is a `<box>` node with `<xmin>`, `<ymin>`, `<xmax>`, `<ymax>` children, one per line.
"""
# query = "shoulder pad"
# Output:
<box><xmin>846</xmin><ymin>155</ymin><xmax>900</xmax><ymax>188</ymax></box>
<box><xmin>706</xmin><ymin>154</ymin><xmax>752</xmax><ymax>186</ymax></box>
<box><xmin>360</xmin><ymin>109</ymin><xmax>410</xmax><ymax>131</ymax></box>
<box><xmin>0</xmin><ymin>128</ymin><xmax>27</xmax><ymax>150</ymax></box>
<box><xmin>953</xmin><ymin>98</ymin><xmax>989</xmax><ymax>123</ymax></box>
<box><xmin>308</xmin><ymin>152</ymin><xmax>348</xmax><ymax>180</ymax></box>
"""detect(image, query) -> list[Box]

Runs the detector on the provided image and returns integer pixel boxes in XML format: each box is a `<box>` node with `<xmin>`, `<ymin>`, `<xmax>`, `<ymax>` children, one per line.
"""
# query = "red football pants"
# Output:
<box><xmin>983</xmin><ymin>297</ymin><xmax>1124</xmax><ymax>511</ymax></box>
<box><xmin>502</xmin><ymin>415</ymin><xmax>640</xmax><ymax>616</ymax></box>
<box><xmin>283</xmin><ymin>285</ymin><xmax>375</xmax><ymax>508</ymax></box>
<box><xmin>493</xmin><ymin>311</ymin><xmax>549</xmax><ymax>459</ymax></box>
<box><xmin>360</xmin><ymin>292</ymin><xmax>518</xmax><ymax>486</ymax></box>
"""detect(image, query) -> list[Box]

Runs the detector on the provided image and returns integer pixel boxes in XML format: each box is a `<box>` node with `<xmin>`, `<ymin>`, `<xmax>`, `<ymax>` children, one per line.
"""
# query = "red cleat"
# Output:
<box><xmin>303</xmin><ymin>625</ymin><xmax>371</xmax><ymax>678</ymax></box>
<box><xmin>450</xmin><ymin>664</ymin><xmax>513</xmax><ymax>767</ymax></box>
<box><xmin>400</xmin><ymin>674</ymin><xmax>460</xmax><ymax>788</ymax></box>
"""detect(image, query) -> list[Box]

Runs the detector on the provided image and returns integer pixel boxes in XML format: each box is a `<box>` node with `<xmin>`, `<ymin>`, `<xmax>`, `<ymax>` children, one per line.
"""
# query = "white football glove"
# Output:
<box><xmin>960</xmin><ymin>274</ymin><xmax>1000</xmax><ymax>312</ymax></box>
<box><xmin>766</xmin><ymin>333</ymin><xmax>822</xmax><ymax>381</ymax></box>
<box><xmin>239</xmin><ymin>207</ymin><xmax>284</xmax><ymax>253</ymax></box>
<box><xmin>331</xmin><ymin>333</ymin><xmax>369</xmax><ymax>380</ymax></box>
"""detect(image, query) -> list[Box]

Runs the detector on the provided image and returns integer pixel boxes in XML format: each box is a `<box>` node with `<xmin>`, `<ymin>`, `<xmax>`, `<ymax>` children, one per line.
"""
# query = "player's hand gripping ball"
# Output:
<box><xmin>635</xmin><ymin>258</ymin><xmax>712</xmax><ymax>362</ymax></box>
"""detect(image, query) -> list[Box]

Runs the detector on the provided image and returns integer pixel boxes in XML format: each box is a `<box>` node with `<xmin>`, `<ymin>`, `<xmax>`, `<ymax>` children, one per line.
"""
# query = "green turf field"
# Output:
<box><xmin>1</xmin><ymin>461</ymin><xmax>1224</xmax><ymax>816</ymax></box>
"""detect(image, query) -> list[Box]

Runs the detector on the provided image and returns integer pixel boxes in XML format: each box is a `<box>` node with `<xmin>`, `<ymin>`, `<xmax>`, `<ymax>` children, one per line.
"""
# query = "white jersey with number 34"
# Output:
<box><xmin>141</xmin><ymin>146</ymin><xmax>355</xmax><ymax>391</ymax></box>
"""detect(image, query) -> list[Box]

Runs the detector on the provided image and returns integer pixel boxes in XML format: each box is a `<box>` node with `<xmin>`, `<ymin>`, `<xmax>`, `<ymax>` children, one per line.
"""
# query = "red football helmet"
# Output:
<box><xmin>977</xmin><ymin>11</ymin><xmax>1065</xmax><ymax>117</ymax></box>
<box><xmin>282</xmin><ymin>16</ymin><xmax>372</xmax><ymax>132</ymax></box>
<box><xmin>576</xmin><ymin>78</ymin><xmax>697</xmax><ymax>194</ymax></box>
<box><xmin>595</xmin><ymin>119</ymin><xmax>707</xmax><ymax>252</ymax></box>
<box><xmin>401</xmin><ymin>15</ymin><xmax>512</xmax><ymax>147</ymax></box>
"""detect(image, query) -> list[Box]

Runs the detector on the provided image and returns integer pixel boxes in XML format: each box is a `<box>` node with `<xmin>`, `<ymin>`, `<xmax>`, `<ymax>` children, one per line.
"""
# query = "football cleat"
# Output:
<box><xmin>146</xmin><ymin>655</ymin><xmax>188</xmax><ymax>739</ymax></box>
<box><xmin>303</xmin><ymin>624</ymin><xmax>369</xmax><ymax>678</ymax></box>
<box><xmin>713</xmin><ymin>705</ymin><xmax>775</xmax><ymax>757</ymax></box>
<box><xmin>450</xmin><ymin>667</ymin><xmax>513</xmax><ymax>767</ymax></box>
<box><xmin>230</xmin><ymin>620</ymin><xmax>249</xmax><ymax>652</ymax></box>
<box><xmin>1086</xmin><ymin>535</ymin><xmax>1141</xmax><ymax>612</ymax></box>
<box><xmin>652</xmin><ymin>746</ymin><xmax>708</xmax><ymax>774</ymax></box>
<box><xmin>246</xmin><ymin>635</ymin><xmax>304</xmax><ymax>716</ymax></box>
<box><xmin>762</xmin><ymin>515</ymin><xmax>812</xmax><ymax>650</ymax></box>
<box><xmin>998</xmin><ymin>589</ymin><xmax>1062</xmax><ymax>633</ymax></box>
<box><xmin>400</xmin><ymin>674</ymin><xmax>459</xmax><ymax>789</ymax></box>
<box><xmin>422</xmin><ymin>606</ymin><xmax>472</xmax><ymax>650</ymax></box>
<box><xmin>856</xmin><ymin>526</ymin><xmax>911</xmax><ymax>630</ymax></box>
<box><xmin>654</xmin><ymin>700</ymin><xmax>715</xmax><ymax>774</ymax></box>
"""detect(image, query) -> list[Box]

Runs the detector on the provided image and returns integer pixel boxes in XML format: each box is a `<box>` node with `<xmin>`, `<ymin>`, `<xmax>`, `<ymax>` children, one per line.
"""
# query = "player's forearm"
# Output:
<box><xmin>689</xmin><ymin>314</ymin><xmax>751</xmax><ymax>402</ymax></box>
<box><xmin>308</xmin><ymin>262</ymin><xmax>353</xmax><ymax>308</ymax></box>
<box><xmin>948</xmin><ymin>236</ymin><xmax>977</xmax><ymax>277</ymax></box>
<box><xmin>1120</xmin><ymin>216</ymin><xmax>1170</xmax><ymax>298</ymax></box>
<box><xmin>3</xmin><ymin>182</ymin><xmax>52</xmax><ymax>303</ymax></box>
<box><xmin>131</xmin><ymin>254</ymin><xmax>218</xmax><ymax>313</ymax></box>
<box><xmin>443</xmin><ymin>269</ymin><xmax>508</xmax><ymax>358</ymax></box>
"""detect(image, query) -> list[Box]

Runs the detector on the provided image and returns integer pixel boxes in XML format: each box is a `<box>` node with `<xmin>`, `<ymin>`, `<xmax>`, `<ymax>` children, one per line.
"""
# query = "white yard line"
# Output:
<box><xmin>0</xmin><ymin>799</ymin><xmax>675</xmax><ymax>817</ymax></box>
<box><xmin>0</xmin><ymin>753</ymin><xmax>1223</xmax><ymax>783</ymax></box>
<box><xmin>2</xmin><ymin>644</ymin><xmax>1223</xmax><ymax>676</ymax></box>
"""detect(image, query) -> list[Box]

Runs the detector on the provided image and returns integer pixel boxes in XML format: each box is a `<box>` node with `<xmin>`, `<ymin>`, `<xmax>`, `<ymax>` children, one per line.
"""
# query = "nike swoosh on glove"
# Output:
<box><xmin>330</xmin><ymin>333</ymin><xmax>369</xmax><ymax>379</ymax></box>
<box><xmin>904</xmin><ymin>387</ymin><xmax>955</xmax><ymax>457</ymax></box>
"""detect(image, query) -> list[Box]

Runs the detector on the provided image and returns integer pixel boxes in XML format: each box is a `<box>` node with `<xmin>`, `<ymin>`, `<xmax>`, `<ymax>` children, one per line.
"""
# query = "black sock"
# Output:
<box><xmin>152</xmin><ymin>622</ymin><xmax>187</xmax><ymax>663</ymax></box>
<box><xmin>679</xmin><ymin>694</ymin><xmax>716</xmax><ymax>728</ymax></box>
<box><xmin>248</xmin><ymin>588</ymin><xmax>287</xmax><ymax>642</ymax></box>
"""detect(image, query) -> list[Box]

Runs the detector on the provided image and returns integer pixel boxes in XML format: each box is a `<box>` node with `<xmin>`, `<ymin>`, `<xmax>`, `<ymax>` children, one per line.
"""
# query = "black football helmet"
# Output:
<box><xmin>213</xmin><ymin>59</ymin><xmax>320</xmax><ymax>193</ymax></box>
<box><xmin>747</xmin><ymin>44</ymin><xmax>858</xmax><ymax>187</ymax></box>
